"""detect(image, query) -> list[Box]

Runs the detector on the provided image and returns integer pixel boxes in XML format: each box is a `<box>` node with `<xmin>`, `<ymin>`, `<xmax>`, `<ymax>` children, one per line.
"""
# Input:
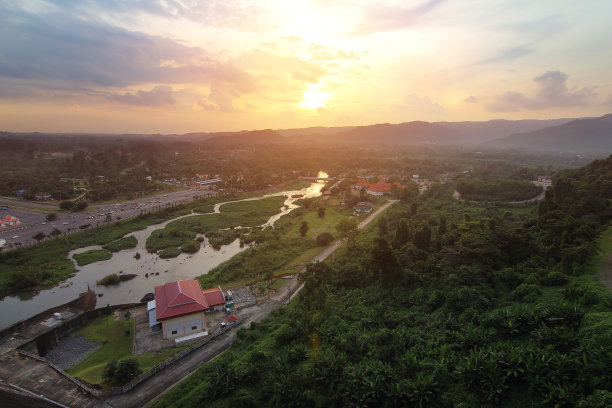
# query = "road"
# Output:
<box><xmin>0</xmin><ymin>189</ymin><xmax>215</xmax><ymax>249</ymax></box>
<box><xmin>102</xmin><ymin>199</ymin><xmax>398</xmax><ymax>408</ymax></box>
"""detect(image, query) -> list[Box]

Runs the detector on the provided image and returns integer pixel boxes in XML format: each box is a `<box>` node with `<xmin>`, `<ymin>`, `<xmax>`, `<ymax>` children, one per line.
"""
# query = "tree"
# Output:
<box><xmin>300</xmin><ymin>221</ymin><xmax>309</xmax><ymax>237</ymax></box>
<box><xmin>32</xmin><ymin>232</ymin><xmax>45</xmax><ymax>242</ymax></box>
<box><xmin>377</xmin><ymin>217</ymin><xmax>388</xmax><ymax>236</ymax></box>
<box><xmin>392</xmin><ymin>220</ymin><xmax>410</xmax><ymax>249</ymax></box>
<box><xmin>105</xmin><ymin>214</ymin><xmax>112</xmax><ymax>223</ymax></box>
<box><xmin>45</xmin><ymin>213</ymin><xmax>57</xmax><ymax>222</ymax></box>
<box><xmin>59</xmin><ymin>200</ymin><xmax>74</xmax><ymax>210</ymax></box>
<box><xmin>317</xmin><ymin>207</ymin><xmax>325</xmax><ymax>218</ymax></box>
<box><xmin>102</xmin><ymin>358</ymin><xmax>141</xmax><ymax>386</ymax></box>
<box><xmin>50</xmin><ymin>228</ymin><xmax>62</xmax><ymax>238</ymax></box>
<box><xmin>316</xmin><ymin>232</ymin><xmax>334</xmax><ymax>246</ymax></box>
<box><xmin>336</xmin><ymin>218</ymin><xmax>359</xmax><ymax>249</ymax></box>
<box><xmin>73</xmin><ymin>201</ymin><xmax>88</xmax><ymax>212</ymax></box>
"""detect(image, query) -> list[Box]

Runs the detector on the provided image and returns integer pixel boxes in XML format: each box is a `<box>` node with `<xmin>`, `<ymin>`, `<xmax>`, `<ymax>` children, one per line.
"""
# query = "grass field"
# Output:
<box><xmin>66</xmin><ymin>314</ymin><xmax>185</xmax><ymax>385</ymax></box>
<box><xmin>73</xmin><ymin>249</ymin><xmax>112</xmax><ymax>266</ymax></box>
<box><xmin>102</xmin><ymin>236</ymin><xmax>138</xmax><ymax>252</ymax></box>
<box><xmin>199</xmin><ymin>198</ymin><xmax>352</xmax><ymax>288</ymax></box>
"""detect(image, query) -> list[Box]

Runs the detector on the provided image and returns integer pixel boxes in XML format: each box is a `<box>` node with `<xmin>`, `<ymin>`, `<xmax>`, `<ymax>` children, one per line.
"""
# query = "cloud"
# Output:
<box><xmin>463</xmin><ymin>96</ymin><xmax>479</xmax><ymax>103</ymax></box>
<box><xmin>487</xmin><ymin>70</ymin><xmax>594</xmax><ymax>112</ymax></box>
<box><xmin>58</xmin><ymin>0</ymin><xmax>270</xmax><ymax>33</ymax></box>
<box><xmin>0</xmin><ymin>7</ymin><xmax>254</xmax><ymax>90</ymax></box>
<box><xmin>107</xmin><ymin>86</ymin><xmax>174</xmax><ymax>106</ymax></box>
<box><xmin>356</xmin><ymin>0</ymin><xmax>445</xmax><ymax>35</ymax></box>
<box><xmin>475</xmin><ymin>45</ymin><xmax>534</xmax><ymax>65</ymax></box>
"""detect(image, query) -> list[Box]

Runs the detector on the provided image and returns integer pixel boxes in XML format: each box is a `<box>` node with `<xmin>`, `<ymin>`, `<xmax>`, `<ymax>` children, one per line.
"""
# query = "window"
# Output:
<box><xmin>191</xmin><ymin>326</ymin><xmax>197</xmax><ymax>330</ymax></box>
<box><xmin>171</xmin><ymin>330</ymin><xmax>177</xmax><ymax>335</ymax></box>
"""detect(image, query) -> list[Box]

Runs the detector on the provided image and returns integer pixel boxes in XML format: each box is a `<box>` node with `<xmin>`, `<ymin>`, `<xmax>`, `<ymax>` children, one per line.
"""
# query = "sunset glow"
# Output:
<box><xmin>0</xmin><ymin>0</ymin><xmax>610</xmax><ymax>133</ymax></box>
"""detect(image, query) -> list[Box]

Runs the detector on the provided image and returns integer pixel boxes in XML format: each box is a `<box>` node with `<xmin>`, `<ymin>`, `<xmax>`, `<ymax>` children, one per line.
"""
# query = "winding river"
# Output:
<box><xmin>0</xmin><ymin>174</ymin><xmax>327</xmax><ymax>330</ymax></box>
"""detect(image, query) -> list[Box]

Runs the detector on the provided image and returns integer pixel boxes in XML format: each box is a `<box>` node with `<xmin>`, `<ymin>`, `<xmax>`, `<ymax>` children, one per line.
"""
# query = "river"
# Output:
<box><xmin>0</xmin><ymin>174</ymin><xmax>328</xmax><ymax>330</ymax></box>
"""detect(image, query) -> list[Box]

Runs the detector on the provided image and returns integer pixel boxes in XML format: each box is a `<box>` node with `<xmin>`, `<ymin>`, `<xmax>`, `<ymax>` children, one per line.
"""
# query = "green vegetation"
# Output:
<box><xmin>199</xmin><ymin>200</ymin><xmax>350</xmax><ymax>288</ymax></box>
<box><xmin>180</xmin><ymin>240</ymin><xmax>201</xmax><ymax>253</ymax></box>
<box><xmin>456</xmin><ymin>178</ymin><xmax>542</xmax><ymax>201</ymax></box>
<box><xmin>102</xmin><ymin>235</ymin><xmax>138</xmax><ymax>252</ymax></box>
<box><xmin>96</xmin><ymin>273</ymin><xmax>121</xmax><ymax>285</ymax></box>
<box><xmin>159</xmin><ymin>247</ymin><xmax>181</xmax><ymax>258</ymax></box>
<box><xmin>153</xmin><ymin>155</ymin><xmax>612</xmax><ymax>408</ymax></box>
<box><xmin>72</xmin><ymin>249</ymin><xmax>112</xmax><ymax>266</ymax></box>
<box><xmin>146</xmin><ymin>196</ymin><xmax>286</xmax><ymax>254</ymax></box>
<box><xmin>67</xmin><ymin>314</ymin><xmax>184</xmax><ymax>385</ymax></box>
<box><xmin>146</xmin><ymin>229</ymin><xmax>197</xmax><ymax>252</ymax></box>
<box><xmin>102</xmin><ymin>358</ymin><xmax>141</xmax><ymax>386</ymax></box>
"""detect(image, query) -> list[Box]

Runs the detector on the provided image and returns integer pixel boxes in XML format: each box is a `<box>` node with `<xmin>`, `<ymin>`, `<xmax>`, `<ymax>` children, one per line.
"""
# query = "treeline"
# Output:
<box><xmin>152</xmin><ymin>155</ymin><xmax>612</xmax><ymax>408</ymax></box>
<box><xmin>456</xmin><ymin>178</ymin><xmax>542</xmax><ymax>202</ymax></box>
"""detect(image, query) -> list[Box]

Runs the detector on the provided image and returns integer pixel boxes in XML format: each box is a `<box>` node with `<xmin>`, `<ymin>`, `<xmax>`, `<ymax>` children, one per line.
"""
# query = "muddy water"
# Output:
<box><xmin>0</xmin><ymin>176</ymin><xmax>327</xmax><ymax>329</ymax></box>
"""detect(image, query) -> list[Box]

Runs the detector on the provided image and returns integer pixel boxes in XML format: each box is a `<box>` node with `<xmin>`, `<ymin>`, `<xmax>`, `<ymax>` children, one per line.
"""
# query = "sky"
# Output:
<box><xmin>0</xmin><ymin>0</ymin><xmax>611</xmax><ymax>133</ymax></box>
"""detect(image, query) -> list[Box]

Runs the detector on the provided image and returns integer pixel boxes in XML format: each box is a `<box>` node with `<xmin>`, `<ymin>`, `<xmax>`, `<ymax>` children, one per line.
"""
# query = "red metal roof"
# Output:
<box><xmin>203</xmin><ymin>287</ymin><xmax>225</xmax><ymax>307</ymax></box>
<box><xmin>154</xmin><ymin>280</ymin><xmax>208</xmax><ymax>321</ymax></box>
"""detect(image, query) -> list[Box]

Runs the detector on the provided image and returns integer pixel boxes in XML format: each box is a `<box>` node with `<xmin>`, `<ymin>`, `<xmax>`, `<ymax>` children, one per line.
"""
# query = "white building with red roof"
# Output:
<box><xmin>154</xmin><ymin>280</ymin><xmax>208</xmax><ymax>339</ymax></box>
<box><xmin>203</xmin><ymin>287</ymin><xmax>226</xmax><ymax>312</ymax></box>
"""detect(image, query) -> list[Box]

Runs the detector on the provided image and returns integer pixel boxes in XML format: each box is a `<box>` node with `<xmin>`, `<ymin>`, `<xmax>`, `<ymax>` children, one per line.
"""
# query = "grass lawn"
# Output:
<box><xmin>66</xmin><ymin>314</ymin><xmax>186</xmax><ymax>385</ymax></box>
<box><xmin>66</xmin><ymin>315</ymin><xmax>134</xmax><ymax>384</ymax></box>
<box><xmin>284</xmin><ymin>207</ymin><xmax>346</xmax><ymax>240</ymax></box>
<box><xmin>73</xmin><ymin>249</ymin><xmax>112</xmax><ymax>266</ymax></box>
<box><xmin>270</xmin><ymin>278</ymin><xmax>289</xmax><ymax>291</ymax></box>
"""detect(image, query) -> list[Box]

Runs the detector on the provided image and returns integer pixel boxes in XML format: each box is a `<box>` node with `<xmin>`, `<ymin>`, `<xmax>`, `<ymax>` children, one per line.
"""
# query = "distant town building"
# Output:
<box><xmin>35</xmin><ymin>192</ymin><xmax>52</xmax><ymax>201</ymax></box>
<box><xmin>0</xmin><ymin>215</ymin><xmax>21</xmax><ymax>228</ymax></box>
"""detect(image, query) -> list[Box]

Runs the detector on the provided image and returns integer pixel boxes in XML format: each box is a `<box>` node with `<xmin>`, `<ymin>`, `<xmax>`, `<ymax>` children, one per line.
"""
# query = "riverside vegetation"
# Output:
<box><xmin>152</xmin><ymin>155</ymin><xmax>612</xmax><ymax>408</ymax></box>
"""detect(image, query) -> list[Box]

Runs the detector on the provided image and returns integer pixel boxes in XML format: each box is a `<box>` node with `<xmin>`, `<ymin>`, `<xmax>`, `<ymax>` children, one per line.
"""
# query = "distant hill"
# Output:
<box><xmin>330</xmin><ymin>121</ymin><xmax>463</xmax><ymax>144</ymax></box>
<box><xmin>434</xmin><ymin>118</ymin><xmax>573</xmax><ymax>143</ymax></box>
<box><xmin>276</xmin><ymin>126</ymin><xmax>355</xmax><ymax>138</ymax></box>
<box><xmin>205</xmin><ymin>129</ymin><xmax>284</xmax><ymax>144</ymax></box>
<box><xmin>488</xmin><ymin>114</ymin><xmax>612</xmax><ymax>153</ymax></box>
<box><xmin>271</xmin><ymin>118</ymin><xmax>574</xmax><ymax>145</ymax></box>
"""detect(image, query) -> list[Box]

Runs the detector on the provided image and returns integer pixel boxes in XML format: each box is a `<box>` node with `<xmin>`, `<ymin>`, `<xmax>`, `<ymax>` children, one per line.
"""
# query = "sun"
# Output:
<box><xmin>300</xmin><ymin>85</ymin><xmax>329</xmax><ymax>109</ymax></box>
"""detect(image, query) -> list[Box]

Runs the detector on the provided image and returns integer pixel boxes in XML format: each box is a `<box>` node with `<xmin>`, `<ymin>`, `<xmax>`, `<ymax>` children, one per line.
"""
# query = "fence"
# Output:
<box><xmin>17</xmin><ymin>317</ymin><xmax>244</xmax><ymax>398</ymax></box>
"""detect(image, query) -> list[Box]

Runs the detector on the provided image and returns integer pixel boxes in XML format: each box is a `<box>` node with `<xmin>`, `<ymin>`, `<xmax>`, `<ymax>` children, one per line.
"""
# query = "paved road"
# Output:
<box><xmin>102</xmin><ymin>200</ymin><xmax>398</xmax><ymax>408</ymax></box>
<box><xmin>0</xmin><ymin>189</ymin><xmax>215</xmax><ymax>249</ymax></box>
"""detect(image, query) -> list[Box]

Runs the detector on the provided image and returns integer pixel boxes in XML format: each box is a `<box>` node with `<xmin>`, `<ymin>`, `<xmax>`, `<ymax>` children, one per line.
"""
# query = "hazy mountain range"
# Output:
<box><xmin>3</xmin><ymin>114</ymin><xmax>611</xmax><ymax>154</ymax></box>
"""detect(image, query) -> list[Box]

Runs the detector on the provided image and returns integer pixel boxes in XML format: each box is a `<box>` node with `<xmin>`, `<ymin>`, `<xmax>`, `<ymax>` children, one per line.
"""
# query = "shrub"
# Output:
<box><xmin>97</xmin><ymin>273</ymin><xmax>121</xmax><ymax>285</ymax></box>
<box><xmin>159</xmin><ymin>247</ymin><xmax>181</xmax><ymax>258</ymax></box>
<box><xmin>316</xmin><ymin>232</ymin><xmax>334</xmax><ymax>246</ymax></box>
<box><xmin>181</xmin><ymin>240</ymin><xmax>200</xmax><ymax>254</ymax></box>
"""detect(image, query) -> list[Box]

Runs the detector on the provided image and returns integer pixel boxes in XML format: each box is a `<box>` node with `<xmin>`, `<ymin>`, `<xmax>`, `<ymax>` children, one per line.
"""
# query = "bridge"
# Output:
<box><xmin>299</xmin><ymin>176</ymin><xmax>336</xmax><ymax>181</ymax></box>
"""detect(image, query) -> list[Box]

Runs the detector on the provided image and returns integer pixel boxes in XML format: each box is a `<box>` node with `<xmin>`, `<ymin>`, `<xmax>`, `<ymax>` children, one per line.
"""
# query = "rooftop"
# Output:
<box><xmin>154</xmin><ymin>280</ymin><xmax>208</xmax><ymax>321</ymax></box>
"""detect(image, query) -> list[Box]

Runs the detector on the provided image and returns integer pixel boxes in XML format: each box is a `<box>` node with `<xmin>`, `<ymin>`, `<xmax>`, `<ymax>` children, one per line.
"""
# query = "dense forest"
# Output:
<box><xmin>152</xmin><ymin>156</ymin><xmax>612</xmax><ymax>407</ymax></box>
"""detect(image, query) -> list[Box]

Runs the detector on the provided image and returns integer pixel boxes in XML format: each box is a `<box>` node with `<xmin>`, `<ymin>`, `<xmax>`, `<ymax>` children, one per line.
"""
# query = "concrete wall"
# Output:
<box><xmin>162</xmin><ymin>313</ymin><xmax>205</xmax><ymax>339</ymax></box>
